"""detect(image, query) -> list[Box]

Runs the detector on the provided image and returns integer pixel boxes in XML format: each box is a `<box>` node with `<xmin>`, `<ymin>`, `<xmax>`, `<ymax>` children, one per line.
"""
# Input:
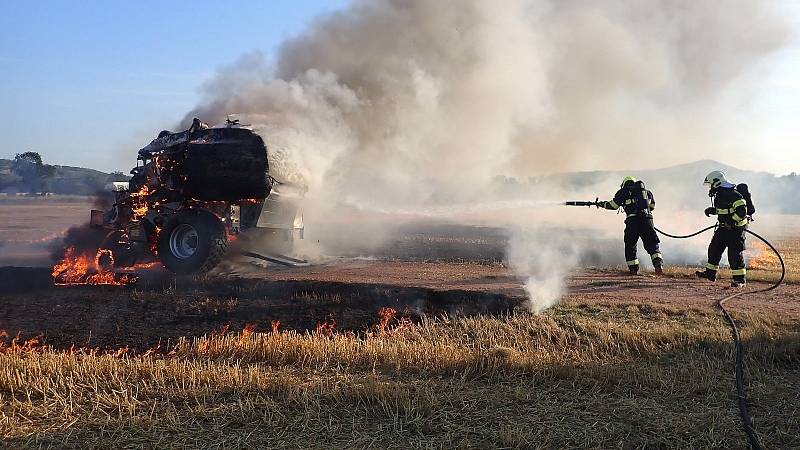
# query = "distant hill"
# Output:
<box><xmin>0</xmin><ymin>159</ymin><xmax>128</xmax><ymax>196</ymax></box>
<box><xmin>493</xmin><ymin>160</ymin><xmax>800</xmax><ymax>214</ymax></box>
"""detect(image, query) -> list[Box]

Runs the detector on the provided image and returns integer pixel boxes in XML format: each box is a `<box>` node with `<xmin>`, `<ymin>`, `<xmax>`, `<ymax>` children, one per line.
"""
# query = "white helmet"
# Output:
<box><xmin>703</xmin><ymin>170</ymin><xmax>728</xmax><ymax>189</ymax></box>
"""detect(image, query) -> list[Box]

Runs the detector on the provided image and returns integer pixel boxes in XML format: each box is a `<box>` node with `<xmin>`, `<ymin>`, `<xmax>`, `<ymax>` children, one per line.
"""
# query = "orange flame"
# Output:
<box><xmin>315</xmin><ymin>317</ymin><xmax>336</xmax><ymax>337</ymax></box>
<box><xmin>130</xmin><ymin>184</ymin><xmax>151</xmax><ymax>219</ymax></box>
<box><xmin>241</xmin><ymin>323</ymin><xmax>256</xmax><ymax>340</ymax></box>
<box><xmin>0</xmin><ymin>329</ymin><xmax>178</xmax><ymax>358</ymax></box>
<box><xmin>141</xmin><ymin>343</ymin><xmax>161</xmax><ymax>357</ymax></box>
<box><xmin>370</xmin><ymin>307</ymin><xmax>412</xmax><ymax>337</ymax></box>
<box><xmin>149</xmin><ymin>225</ymin><xmax>161</xmax><ymax>255</ymax></box>
<box><xmin>374</xmin><ymin>307</ymin><xmax>396</xmax><ymax>334</ymax></box>
<box><xmin>748</xmin><ymin>241</ymin><xmax>778</xmax><ymax>270</ymax></box>
<box><xmin>0</xmin><ymin>331</ymin><xmax>44</xmax><ymax>354</ymax></box>
<box><xmin>52</xmin><ymin>247</ymin><xmax>138</xmax><ymax>286</ymax></box>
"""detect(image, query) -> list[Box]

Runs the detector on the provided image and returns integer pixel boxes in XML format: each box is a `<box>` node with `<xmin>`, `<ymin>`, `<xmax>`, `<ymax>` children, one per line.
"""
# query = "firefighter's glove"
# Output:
<box><xmin>704</xmin><ymin>207</ymin><xmax>716</xmax><ymax>217</ymax></box>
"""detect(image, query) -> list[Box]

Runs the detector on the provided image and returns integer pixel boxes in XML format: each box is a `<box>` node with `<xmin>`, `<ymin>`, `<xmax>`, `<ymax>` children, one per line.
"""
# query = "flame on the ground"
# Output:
<box><xmin>241</xmin><ymin>323</ymin><xmax>256</xmax><ymax>340</ymax></box>
<box><xmin>315</xmin><ymin>317</ymin><xmax>337</xmax><ymax>337</ymax></box>
<box><xmin>1</xmin><ymin>314</ymin><xmax>421</xmax><ymax>359</ymax></box>
<box><xmin>748</xmin><ymin>241</ymin><xmax>779</xmax><ymax>270</ymax></box>
<box><xmin>52</xmin><ymin>246</ymin><xmax>139</xmax><ymax>286</ymax></box>
<box><xmin>0</xmin><ymin>330</ymin><xmax>170</xmax><ymax>357</ymax></box>
<box><xmin>0</xmin><ymin>331</ymin><xmax>43</xmax><ymax>354</ymax></box>
<box><xmin>141</xmin><ymin>343</ymin><xmax>161</xmax><ymax>357</ymax></box>
<box><xmin>370</xmin><ymin>307</ymin><xmax>412</xmax><ymax>336</ymax></box>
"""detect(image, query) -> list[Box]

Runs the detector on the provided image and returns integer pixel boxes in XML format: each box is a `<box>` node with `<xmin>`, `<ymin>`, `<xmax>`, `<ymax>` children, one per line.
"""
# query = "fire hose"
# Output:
<box><xmin>565</xmin><ymin>200</ymin><xmax>785</xmax><ymax>447</ymax></box>
<box><xmin>653</xmin><ymin>224</ymin><xmax>785</xmax><ymax>450</ymax></box>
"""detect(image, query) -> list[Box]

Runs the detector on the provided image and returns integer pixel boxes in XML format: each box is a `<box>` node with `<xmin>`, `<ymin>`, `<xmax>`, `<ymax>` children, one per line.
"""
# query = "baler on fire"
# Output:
<box><xmin>89</xmin><ymin>117</ymin><xmax>305</xmax><ymax>275</ymax></box>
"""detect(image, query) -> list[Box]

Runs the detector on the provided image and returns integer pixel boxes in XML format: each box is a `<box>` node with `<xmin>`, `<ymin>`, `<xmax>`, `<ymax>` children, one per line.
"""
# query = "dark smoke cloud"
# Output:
<box><xmin>48</xmin><ymin>225</ymin><xmax>107</xmax><ymax>262</ymax></box>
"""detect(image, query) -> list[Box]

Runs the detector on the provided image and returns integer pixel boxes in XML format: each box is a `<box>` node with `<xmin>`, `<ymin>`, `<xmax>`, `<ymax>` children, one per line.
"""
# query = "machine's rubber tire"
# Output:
<box><xmin>157</xmin><ymin>210</ymin><xmax>227</xmax><ymax>275</ymax></box>
<box><xmin>97</xmin><ymin>230</ymin><xmax>139</xmax><ymax>270</ymax></box>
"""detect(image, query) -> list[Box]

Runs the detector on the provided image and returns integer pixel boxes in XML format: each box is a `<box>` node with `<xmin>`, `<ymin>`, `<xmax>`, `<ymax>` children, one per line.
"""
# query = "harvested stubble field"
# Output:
<box><xmin>1</xmin><ymin>199</ymin><xmax>799</xmax><ymax>448</ymax></box>
<box><xmin>2</xmin><ymin>261</ymin><xmax>799</xmax><ymax>449</ymax></box>
<box><xmin>1</xmin><ymin>299</ymin><xmax>799</xmax><ymax>449</ymax></box>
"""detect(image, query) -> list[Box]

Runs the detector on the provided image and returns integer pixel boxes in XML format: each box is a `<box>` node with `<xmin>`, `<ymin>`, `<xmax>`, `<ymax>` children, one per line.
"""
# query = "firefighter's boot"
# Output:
<box><xmin>652</xmin><ymin>256</ymin><xmax>664</xmax><ymax>275</ymax></box>
<box><xmin>730</xmin><ymin>276</ymin><xmax>747</xmax><ymax>288</ymax></box>
<box><xmin>628</xmin><ymin>264</ymin><xmax>640</xmax><ymax>275</ymax></box>
<box><xmin>695</xmin><ymin>268</ymin><xmax>717</xmax><ymax>282</ymax></box>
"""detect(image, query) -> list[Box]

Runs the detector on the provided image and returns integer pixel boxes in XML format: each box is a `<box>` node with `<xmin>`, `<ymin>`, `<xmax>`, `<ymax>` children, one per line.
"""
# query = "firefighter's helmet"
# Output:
<box><xmin>620</xmin><ymin>176</ymin><xmax>637</xmax><ymax>188</ymax></box>
<box><xmin>703</xmin><ymin>171</ymin><xmax>728</xmax><ymax>189</ymax></box>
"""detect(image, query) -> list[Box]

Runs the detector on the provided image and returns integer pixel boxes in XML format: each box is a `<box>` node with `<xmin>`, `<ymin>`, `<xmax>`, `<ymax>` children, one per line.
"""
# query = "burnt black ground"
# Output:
<box><xmin>2</xmin><ymin>220</ymin><xmax>797</xmax><ymax>351</ymax></box>
<box><xmin>0</xmin><ymin>265</ymin><xmax>522</xmax><ymax>350</ymax></box>
<box><xmin>0</xmin><ymin>222</ymin><xmax>525</xmax><ymax>350</ymax></box>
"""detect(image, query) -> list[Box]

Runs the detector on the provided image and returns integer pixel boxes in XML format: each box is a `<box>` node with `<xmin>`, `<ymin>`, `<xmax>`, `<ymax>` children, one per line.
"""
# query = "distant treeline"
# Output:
<box><xmin>0</xmin><ymin>153</ymin><xmax>128</xmax><ymax>196</ymax></box>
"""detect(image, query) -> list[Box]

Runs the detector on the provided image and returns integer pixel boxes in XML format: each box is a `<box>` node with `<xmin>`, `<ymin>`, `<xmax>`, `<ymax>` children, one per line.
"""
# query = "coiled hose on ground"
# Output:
<box><xmin>654</xmin><ymin>225</ymin><xmax>786</xmax><ymax>450</ymax></box>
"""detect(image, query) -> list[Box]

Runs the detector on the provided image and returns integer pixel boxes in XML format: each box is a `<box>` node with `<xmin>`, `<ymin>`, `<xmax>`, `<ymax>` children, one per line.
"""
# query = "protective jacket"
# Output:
<box><xmin>605</xmin><ymin>181</ymin><xmax>656</xmax><ymax>218</ymax></box>
<box><xmin>701</xmin><ymin>183</ymin><xmax>755</xmax><ymax>283</ymax></box>
<box><xmin>603</xmin><ymin>180</ymin><xmax>661</xmax><ymax>273</ymax></box>
<box><xmin>709</xmin><ymin>184</ymin><xmax>753</xmax><ymax>228</ymax></box>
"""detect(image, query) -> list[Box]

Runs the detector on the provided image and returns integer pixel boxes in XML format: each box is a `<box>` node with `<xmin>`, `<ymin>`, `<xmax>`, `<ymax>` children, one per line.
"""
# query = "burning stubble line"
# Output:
<box><xmin>3</xmin><ymin>309</ymin><xmax>798</xmax><ymax>448</ymax></box>
<box><xmin>178</xmin><ymin>0</ymin><xmax>787</xmax><ymax>306</ymax></box>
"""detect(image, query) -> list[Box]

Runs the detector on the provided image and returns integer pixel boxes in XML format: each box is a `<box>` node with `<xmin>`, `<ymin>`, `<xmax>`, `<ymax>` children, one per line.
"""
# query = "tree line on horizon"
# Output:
<box><xmin>0</xmin><ymin>152</ymin><xmax>128</xmax><ymax>196</ymax></box>
<box><xmin>2</xmin><ymin>152</ymin><xmax>798</xmax><ymax>213</ymax></box>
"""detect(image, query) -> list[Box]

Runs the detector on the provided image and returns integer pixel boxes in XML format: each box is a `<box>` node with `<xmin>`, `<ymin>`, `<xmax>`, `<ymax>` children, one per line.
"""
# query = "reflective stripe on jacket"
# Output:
<box><xmin>714</xmin><ymin>187</ymin><xmax>748</xmax><ymax>227</ymax></box>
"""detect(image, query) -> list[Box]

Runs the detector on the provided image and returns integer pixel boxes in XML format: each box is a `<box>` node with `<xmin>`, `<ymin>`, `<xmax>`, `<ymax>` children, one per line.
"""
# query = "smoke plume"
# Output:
<box><xmin>507</xmin><ymin>228</ymin><xmax>580</xmax><ymax>313</ymax></box>
<box><xmin>183</xmin><ymin>0</ymin><xmax>787</xmax><ymax>311</ymax></box>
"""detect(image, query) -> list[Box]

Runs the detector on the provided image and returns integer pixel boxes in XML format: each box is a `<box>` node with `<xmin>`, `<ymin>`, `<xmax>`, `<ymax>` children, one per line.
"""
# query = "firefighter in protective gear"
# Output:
<box><xmin>600</xmin><ymin>176</ymin><xmax>663</xmax><ymax>275</ymax></box>
<box><xmin>695</xmin><ymin>171</ymin><xmax>755</xmax><ymax>288</ymax></box>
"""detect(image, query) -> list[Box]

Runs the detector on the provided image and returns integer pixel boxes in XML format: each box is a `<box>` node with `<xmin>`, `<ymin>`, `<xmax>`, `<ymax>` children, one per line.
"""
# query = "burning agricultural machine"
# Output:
<box><xmin>87</xmin><ymin>117</ymin><xmax>305</xmax><ymax>276</ymax></box>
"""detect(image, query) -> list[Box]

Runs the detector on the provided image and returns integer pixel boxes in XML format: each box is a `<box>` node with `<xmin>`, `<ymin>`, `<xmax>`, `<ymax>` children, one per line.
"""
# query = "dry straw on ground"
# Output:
<box><xmin>1</xmin><ymin>301</ymin><xmax>798</xmax><ymax>449</ymax></box>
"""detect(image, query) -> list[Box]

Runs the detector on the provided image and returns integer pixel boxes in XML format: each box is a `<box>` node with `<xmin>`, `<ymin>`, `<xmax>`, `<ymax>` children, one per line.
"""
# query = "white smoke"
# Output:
<box><xmin>183</xmin><ymin>0</ymin><xmax>787</xmax><ymax>312</ymax></box>
<box><xmin>507</xmin><ymin>228</ymin><xmax>581</xmax><ymax>313</ymax></box>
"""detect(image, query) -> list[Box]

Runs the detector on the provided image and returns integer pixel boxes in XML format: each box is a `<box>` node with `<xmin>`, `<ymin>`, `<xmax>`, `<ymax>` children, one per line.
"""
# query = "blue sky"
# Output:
<box><xmin>0</xmin><ymin>0</ymin><xmax>348</xmax><ymax>172</ymax></box>
<box><xmin>0</xmin><ymin>0</ymin><xmax>798</xmax><ymax>174</ymax></box>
